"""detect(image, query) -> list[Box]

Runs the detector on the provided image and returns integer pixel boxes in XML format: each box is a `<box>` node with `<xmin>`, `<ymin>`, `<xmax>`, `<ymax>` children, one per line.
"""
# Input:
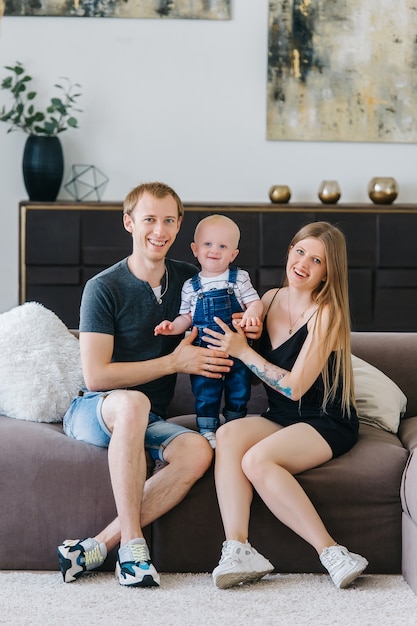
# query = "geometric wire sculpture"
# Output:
<box><xmin>64</xmin><ymin>164</ymin><xmax>109</xmax><ymax>201</ymax></box>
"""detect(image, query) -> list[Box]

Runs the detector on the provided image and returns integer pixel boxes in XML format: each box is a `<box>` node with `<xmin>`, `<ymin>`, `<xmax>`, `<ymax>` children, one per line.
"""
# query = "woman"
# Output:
<box><xmin>204</xmin><ymin>222</ymin><xmax>368</xmax><ymax>590</ymax></box>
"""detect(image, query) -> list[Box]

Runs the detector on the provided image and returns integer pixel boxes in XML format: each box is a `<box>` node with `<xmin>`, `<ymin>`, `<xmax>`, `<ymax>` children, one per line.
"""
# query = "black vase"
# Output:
<box><xmin>22</xmin><ymin>136</ymin><xmax>64</xmax><ymax>201</ymax></box>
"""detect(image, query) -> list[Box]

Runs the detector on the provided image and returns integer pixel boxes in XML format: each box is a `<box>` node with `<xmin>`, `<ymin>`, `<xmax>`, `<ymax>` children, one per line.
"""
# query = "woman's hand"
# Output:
<box><xmin>172</xmin><ymin>326</ymin><xmax>233</xmax><ymax>377</ymax></box>
<box><xmin>202</xmin><ymin>316</ymin><xmax>250</xmax><ymax>361</ymax></box>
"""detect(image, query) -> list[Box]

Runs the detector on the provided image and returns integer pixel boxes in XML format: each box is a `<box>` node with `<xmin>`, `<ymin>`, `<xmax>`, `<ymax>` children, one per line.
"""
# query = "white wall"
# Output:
<box><xmin>0</xmin><ymin>0</ymin><xmax>415</xmax><ymax>311</ymax></box>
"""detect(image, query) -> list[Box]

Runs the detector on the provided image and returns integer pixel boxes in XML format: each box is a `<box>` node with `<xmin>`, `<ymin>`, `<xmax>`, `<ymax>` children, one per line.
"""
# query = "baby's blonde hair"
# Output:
<box><xmin>194</xmin><ymin>214</ymin><xmax>240</xmax><ymax>248</ymax></box>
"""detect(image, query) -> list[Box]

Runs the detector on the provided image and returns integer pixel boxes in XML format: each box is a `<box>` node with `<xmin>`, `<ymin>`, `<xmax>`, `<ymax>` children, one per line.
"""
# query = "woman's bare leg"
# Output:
<box><xmin>242</xmin><ymin>422</ymin><xmax>335</xmax><ymax>554</ymax></box>
<box><xmin>214</xmin><ymin>417</ymin><xmax>280</xmax><ymax>542</ymax></box>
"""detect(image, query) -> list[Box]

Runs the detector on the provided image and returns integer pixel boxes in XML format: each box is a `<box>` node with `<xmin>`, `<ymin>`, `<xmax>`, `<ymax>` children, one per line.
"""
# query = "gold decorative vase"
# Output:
<box><xmin>269</xmin><ymin>185</ymin><xmax>291</xmax><ymax>204</ymax></box>
<box><xmin>318</xmin><ymin>180</ymin><xmax>341</xmax><ymax>204</ymax></box>
<box><xmin>368</xmin><ymin>177</ymin><xmax>398</xmax><ymax>205</ymax></box>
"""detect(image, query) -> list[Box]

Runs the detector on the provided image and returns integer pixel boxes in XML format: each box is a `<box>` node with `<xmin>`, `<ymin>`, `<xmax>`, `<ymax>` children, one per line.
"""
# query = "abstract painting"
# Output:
<box><xmin>4</xmin><ymin>0</ymin><xmax>231</xmax><ymax>20</ymax></box>
<box><xmin>267</xmin><ymin>1</ymin><xmax>417</xmax><ymax>142</ymax></box>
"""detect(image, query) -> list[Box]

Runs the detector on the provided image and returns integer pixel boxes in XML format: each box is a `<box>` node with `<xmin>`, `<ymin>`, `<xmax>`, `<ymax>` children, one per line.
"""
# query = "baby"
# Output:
<box><xmin>155</xmin><ymin>214</ymin><xmax>262</xmax><ymax>448</ymax></box>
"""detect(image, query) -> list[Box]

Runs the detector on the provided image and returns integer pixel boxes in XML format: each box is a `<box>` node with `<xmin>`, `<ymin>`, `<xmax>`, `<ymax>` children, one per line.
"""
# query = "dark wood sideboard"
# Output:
<box><xmin>19</xmin><ymin>201</ymin><xmax>417</xmax><ymax>331</ymax></box>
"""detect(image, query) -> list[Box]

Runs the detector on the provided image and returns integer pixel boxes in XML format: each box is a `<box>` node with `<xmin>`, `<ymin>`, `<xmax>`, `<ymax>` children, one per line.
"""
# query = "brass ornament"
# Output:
<box><xmin>269</xmin><ymin>185</ymin><xmax>291</xmax><ymax>204</ymax></box>
<box><xmin>368</xmin><ymin>177</ymin><xmax>398</xmax><ymax>205</ymax></box>
<box><xmin>318</xmin><ymin>180</ymin><xmax>341</xmax><ymax>204</ymax></box>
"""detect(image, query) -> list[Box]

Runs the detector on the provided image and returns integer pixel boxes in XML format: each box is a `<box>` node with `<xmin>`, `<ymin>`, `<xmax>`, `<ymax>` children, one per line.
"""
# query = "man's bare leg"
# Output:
<box><xmin>58</xmin><ymin>393</ymin><xmax>212</xmax><ymax>584</ymax></box>
<box><xmin>58</xmin><ymin>390</ymin><xmax>150</xmax><ymax>583</ymax></box>
<box><xmin>95</xmin><ymin>430</ymin><xmax>213</xmax><ymax>549</ymax></box>
<box><xmin>102</xmin><ymin>390</ymin><xmax>150</xmax><ymax>547</ymax></box>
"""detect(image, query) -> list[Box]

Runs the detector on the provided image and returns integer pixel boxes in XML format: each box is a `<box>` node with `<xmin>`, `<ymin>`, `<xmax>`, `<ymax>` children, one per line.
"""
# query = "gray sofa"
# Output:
<box><xmin>1</xmin><ymin>332</ymin><xmax>417</xmax><ymax>594</ymax></box>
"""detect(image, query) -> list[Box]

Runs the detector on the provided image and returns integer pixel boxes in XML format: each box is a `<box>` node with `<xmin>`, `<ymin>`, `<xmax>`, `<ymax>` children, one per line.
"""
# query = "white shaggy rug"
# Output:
<box><xmin>1</xmin><ymin>572</ymin><xmax>416</xmax><ymax>626</ymax></box>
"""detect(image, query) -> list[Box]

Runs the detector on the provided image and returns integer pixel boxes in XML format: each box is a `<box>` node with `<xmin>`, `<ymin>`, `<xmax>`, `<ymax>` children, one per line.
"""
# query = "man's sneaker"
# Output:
<box><xmin>57</xmin><ymin>538</ymin><xmax>107</xmax><ymax>583</ymax></box>
<box><xmin>116</xmin><ymin>538</ymin><xmax>160</xmax><ymax>587</ymax></box>
<box><xmin>320</xmin><ymin>545</ymin><xmax>368</xmax><ymax>589</ymax></box>
<box><xmin>202</xmin><ymin>432</ymin><xmax>216</xmax><ymax>449</ymax></box>
<box><xmin>212</xmin><ymin>540</ymin><xmax>274</xmax><ymax>589</ymax></box>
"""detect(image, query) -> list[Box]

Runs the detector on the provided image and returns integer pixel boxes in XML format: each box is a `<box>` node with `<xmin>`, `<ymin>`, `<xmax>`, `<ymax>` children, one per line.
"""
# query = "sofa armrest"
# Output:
<box><xmin>398</xmin><ymin>415</ymin><xmax>417</xmax><ymax>452</ymax></box>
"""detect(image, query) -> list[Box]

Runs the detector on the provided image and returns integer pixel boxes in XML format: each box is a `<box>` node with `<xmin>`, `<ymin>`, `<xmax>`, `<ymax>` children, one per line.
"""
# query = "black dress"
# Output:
<box><xmin>259</xmin><ymin>319</ymin><xmax>359</xmax><ymax>458</ymax></box>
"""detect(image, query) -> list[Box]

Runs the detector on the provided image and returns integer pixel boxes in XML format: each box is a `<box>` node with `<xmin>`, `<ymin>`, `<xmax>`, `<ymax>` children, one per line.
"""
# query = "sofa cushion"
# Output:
<box><xmin>352</xmin><ymin>354</ymin><xmax>407</xmax><ymax>433</ymax></box>
<box><xmin>0</xmin><ymin>302</ymin><xmax>84</xmax><ymax>422</ymax></box>
<box><xmin>0</xmin><ymin>415</ymin><xmax>121</xmax><ymax>570</ymax></box>
<box><xmin>153</xmin><ymin>415</ymin><xmax>408</xmax><ymax>574</ymax></box>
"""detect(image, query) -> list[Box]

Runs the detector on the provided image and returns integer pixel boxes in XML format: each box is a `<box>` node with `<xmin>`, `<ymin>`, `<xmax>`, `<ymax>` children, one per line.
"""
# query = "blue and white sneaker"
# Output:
<box><xmin>116</xmin><ymin>538</ymin><xmax>160</xmax><ymax>587</ymax></box>
<box><xmin>57</xmin><ymin>538</ymin><xmax>107</xmax><ymax>583</ymax></box>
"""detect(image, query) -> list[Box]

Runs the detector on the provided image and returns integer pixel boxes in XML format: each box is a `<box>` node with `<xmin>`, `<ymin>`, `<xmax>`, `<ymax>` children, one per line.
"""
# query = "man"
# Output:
<box><xmin>57</xmin><ymin>182</ymin><xmax>235</xmax><ymax>587</ymax></box>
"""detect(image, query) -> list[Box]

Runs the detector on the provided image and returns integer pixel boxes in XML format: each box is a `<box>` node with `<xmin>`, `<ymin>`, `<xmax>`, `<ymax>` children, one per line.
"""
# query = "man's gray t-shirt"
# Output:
<box><xmin>80</xmin><ymin>257</ymin><xmax>197</xmax><ymax>418</ymax></box>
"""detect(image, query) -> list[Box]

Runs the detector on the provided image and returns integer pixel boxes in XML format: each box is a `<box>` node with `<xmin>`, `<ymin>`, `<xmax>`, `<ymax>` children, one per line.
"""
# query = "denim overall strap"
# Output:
<box><xmin>190</xmin><ymin>272</ymin><xmax>202</xmax><ymax>293</ymax></box>
<box><xmin>227</xmin><ymin>265</ymin><xmax>238</xmax><ymax>285</ymax></box>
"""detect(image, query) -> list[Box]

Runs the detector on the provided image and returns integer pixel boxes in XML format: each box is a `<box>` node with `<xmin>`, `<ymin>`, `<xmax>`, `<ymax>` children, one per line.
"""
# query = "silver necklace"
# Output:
<box><xmin>157</xmin><ymin>268</ymin><xmax>168</xmax><ymax>304</ymax></box>
<box><xmin>288</xmin><ymin>292</ymin><xmax>311</xmax><ymax>335</ymax></box>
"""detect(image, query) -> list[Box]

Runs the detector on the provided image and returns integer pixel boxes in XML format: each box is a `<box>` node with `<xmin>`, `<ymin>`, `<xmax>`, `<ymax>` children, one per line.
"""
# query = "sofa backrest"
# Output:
<box><xmin>167</xmin><ymin>332</ymin><xmax>417</xmax><ymax>420</ymax></box>
<box><xmin>71</xmin><ymin>329</ymin><xmax>416</xmax><ymax>419</ymax></box>
<box><xmin>351</xmin><ymin>332</ymin><xmax>417</xmax><ymax>419</ymax></box>
<box><xmin>167</xmin><ymin>371</ymin><xmax>268</xmax><ymax>418</ymax></box>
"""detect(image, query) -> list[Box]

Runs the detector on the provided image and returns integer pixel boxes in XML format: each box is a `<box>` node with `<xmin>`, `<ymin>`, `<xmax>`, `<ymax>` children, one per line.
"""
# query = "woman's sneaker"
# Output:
<box><xmin>320</xmin><ymin>545</ymin><xmax>368</xmax><ymax>588</ymax></box>
<box><xmin>116</xmin><ymin>538</ymin><xmax>160</xmax><ymax>587</ymax></box>
<box><xmin>212</xmin><ymin>540</ymin><xmax>274</xmax><ymax>589</ymax></box>
<box><xmin>57</xmin><ymin>538</ymin><xmax>107</xmax><ymax>582</ymax></box>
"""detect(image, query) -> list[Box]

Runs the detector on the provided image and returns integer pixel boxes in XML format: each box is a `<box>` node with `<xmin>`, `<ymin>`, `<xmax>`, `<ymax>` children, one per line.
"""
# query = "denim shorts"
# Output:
<box><xmin>63</xmin><ymin>390</ymin><xmax>194</xmax><ymax>461</ymax></box>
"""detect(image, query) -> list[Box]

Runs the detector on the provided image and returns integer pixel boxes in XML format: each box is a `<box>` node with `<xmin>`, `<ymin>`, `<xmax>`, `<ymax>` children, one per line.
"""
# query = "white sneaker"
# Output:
<box><xmin>212</xmin><ymin>540</ymin><xmax>274</xmax><ymax>589</ymax></box>
<box><xmin>202</xmin><ymin>432</ymin><xmax>216</xmax><ymax>449</ymax></box>
<box><xmin>320</xmin><ymin>545</ymin><xmax>368</xmax><ymax>589</ymax></box>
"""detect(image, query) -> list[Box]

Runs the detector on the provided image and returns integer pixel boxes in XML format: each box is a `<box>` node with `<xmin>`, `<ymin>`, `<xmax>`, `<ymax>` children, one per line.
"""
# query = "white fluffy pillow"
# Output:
<box><xmin>352</xmin><ymin>354</ymin><xmax>407</xmax><ymax>433</ymax></box>
<box><xmin>0</xmin><ymin>302</ymin><xmax>84</xmax><ymax>422</ymax></box>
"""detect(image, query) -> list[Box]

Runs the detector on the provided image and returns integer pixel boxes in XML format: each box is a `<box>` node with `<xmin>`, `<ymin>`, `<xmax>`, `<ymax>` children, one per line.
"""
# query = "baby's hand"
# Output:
<box><xmin>154</xmin><ymin>320</ymin><xmax>174</xmax><ymax>336</ymax></box>
<box><xmin>238</xmin><ymin>315</ymin><xmax>261</xmax><ymax>329</ymax></box>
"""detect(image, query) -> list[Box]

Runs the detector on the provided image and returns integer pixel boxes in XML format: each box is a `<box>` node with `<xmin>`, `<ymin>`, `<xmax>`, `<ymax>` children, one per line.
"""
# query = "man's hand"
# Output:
<box><xmin>171</xmin><ymin>327</ymin><xmax>233</xmax><ymax>378</ymax></box>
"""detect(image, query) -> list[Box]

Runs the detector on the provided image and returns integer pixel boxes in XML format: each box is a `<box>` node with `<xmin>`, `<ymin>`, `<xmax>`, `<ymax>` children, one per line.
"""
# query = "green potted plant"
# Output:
<box><xmin>0</xmin><ymin>61</ymin><xmax>82</xmax><ymax>201</ymax></box>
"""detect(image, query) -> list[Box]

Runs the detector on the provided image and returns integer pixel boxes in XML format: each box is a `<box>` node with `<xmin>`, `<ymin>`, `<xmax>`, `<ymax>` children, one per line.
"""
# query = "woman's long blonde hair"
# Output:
<box><xmin>284</xmin><ymin>222</ymin><xmax>355</xmax><ymax>415</ymax></box>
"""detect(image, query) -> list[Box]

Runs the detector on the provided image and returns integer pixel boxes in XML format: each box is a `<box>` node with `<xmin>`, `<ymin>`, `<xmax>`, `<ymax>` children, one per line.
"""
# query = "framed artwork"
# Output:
<box><xmin>267</xmin><ymin>1</ymin><xmax>417</xmax><ymax>143</ymax></box>
<box><xmin>4</xmin><ymin>0</ymin><xmax>231</xmax><ymax>20</ymax></box>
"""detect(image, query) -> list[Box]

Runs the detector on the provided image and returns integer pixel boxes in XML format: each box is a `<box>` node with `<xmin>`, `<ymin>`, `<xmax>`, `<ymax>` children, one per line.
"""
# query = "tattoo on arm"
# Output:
<box><xmin>247</xmin><ymin>361</ymin><xmax>293</xmax><ymax>399</ymax></box>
